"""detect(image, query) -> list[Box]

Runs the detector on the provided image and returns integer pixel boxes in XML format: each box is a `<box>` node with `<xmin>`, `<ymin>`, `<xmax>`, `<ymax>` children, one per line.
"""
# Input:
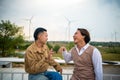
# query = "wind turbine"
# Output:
<box><xmin>64</xmin><ymin>17</ymin><xmax>71</xmax><ymax>43</ymax></box>
<box><xmin>114</xmin><ymin>31</ymin><xmax>118</xmax><ymax>42</ymax></box>
<box><xmin>64</xmin><ymin>16</ymin><xmax>79</xmax><ymax>43</ymax></box>
<box><xmin>24</xmin><ymin>16</ymin><xmax>33</xmax><ymax>41</ymax></box>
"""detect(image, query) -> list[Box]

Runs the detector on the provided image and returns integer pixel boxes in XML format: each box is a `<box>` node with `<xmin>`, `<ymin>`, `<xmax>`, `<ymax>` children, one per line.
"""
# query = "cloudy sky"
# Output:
<box><xmin>0</xmin><ymin>0</ymin><xmax>120</xmax><ymax>42</ymax></box>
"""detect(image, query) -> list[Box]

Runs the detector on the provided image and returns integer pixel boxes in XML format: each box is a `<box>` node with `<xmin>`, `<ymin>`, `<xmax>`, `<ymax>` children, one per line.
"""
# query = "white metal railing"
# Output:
<box><xmin>0</xmin><ymin>72</ymin><xmax>27</xmax><ymax>80</ymax></box>
<box><xmin>0</xmin><ymin>58</ymin><xmax>120</xmax><ymax>80</ymax></box>
<box><xmin>1</xmin><ymin>57</ymin><xmax>120</xmax><ymax>68</ymax></box>
<box><xmin>0</xmin><ymin>57</ymin><xmax>74</xmax><ymax>68</ymax></box>
<box><xmin>0</xmin><ymin>57</ymin><xmax>120</xmax><ymax>65</ymax></box>
<box><xmin>0</xmin><ymin>72</ymin><xmax>72</xmax><ymax>80</ymax></box>
<box><xmin>0</xmin><ymin>72</ymin><xmax>120</xmax><ymax>80</ymax></box>
<box><xmin>103</xmin><ymin>74</ymin><xmax>120</xmax><ymax>80</ymax></box>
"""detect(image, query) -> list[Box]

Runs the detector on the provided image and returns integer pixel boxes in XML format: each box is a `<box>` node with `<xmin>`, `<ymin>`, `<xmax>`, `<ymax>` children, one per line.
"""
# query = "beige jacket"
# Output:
<box><xmin>25</xmin><ymin>42</ymin><xmax>62</xmax><ymax>74</ymax></box>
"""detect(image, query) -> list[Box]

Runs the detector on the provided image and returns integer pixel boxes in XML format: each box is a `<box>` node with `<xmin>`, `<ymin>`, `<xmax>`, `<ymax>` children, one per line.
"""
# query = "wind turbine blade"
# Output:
<box><xmin>30</xmin><ymin>16</ymin><xmax>34</xmax><ymax>20</ymax></box>
<box><xmin>71</xmin><ymin>20</ymin><xmax>79</xmax><ymax>22</ymax></box>
<box><xmin>64</xmin><ymin>16</ymin><xmax>70</xmax><ymax>22</ymax></box>
<box><xmin>23</xmin><ymin>19</ymin><xmax>29</xmax><ymax>21</ymax></box>
<box><xmin>29</xmin><ymin>16</ymin><xmax>34</xmax><ymax>23</ymax></box>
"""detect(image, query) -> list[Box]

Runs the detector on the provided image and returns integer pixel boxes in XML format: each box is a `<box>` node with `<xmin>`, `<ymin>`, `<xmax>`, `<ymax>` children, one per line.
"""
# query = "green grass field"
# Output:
<box><xmin>53</xmin><ymin>53</ymin><xmax>120</xmax><ymax>61</ymax></box>
<box><xmin>98</xmin><ymin>47</ymin><xmax>120</xmax><ymax>61</ymax></box>
<box><xmin>53</xmin><ymin>46</ymin><xmax>120</xmax><ymax>61</ymax></box>
<box><xmin>102</xmin><ymin>53</ymin><xmax>120</xmax><ymax>61</ymax></box>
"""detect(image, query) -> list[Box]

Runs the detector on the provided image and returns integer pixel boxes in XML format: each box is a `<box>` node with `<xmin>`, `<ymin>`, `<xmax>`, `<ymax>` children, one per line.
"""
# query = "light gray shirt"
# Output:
<box><xmin>62</xmin><ymin>44</ymin><xmax>103</xmax><ymax>80</ymax></box>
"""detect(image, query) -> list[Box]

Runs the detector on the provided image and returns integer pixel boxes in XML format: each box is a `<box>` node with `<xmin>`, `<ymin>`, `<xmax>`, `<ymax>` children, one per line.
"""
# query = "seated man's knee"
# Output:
<box><xmin>45</xmin><ymin>71</ymin><xmax>62</xmax><ymax>80</ymax></box>
<box><xmin>37</xmin><ymin>75</ymin><xmax>49</xmax><ymax>80</ymax></box>
<box><xmin>29</xmin><ymin>74</ymin><xmax>49</xmax><ymax>80</ymax></box>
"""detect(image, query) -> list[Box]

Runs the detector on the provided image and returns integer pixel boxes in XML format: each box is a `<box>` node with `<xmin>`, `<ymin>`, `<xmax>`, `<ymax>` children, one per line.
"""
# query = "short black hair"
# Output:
<box><xmin>77</xmin><ymin>28</ymin><xmax>90</xmax><ymax>44</ymax></box>
<box><xmin>34</xmin><ymin>27</ymin><xmax>47</xmax><ymax>40</ymax></box>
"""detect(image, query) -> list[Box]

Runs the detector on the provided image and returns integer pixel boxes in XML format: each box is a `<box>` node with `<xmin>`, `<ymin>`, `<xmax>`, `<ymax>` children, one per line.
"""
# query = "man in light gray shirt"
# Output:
<box><xmin>60</xmin><ymin>28</ymin><xmax>103</xmax><ymax>80</ymax></box>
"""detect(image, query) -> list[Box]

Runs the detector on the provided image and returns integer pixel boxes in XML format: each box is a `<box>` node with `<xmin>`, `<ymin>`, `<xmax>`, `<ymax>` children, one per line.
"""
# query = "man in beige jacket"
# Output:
<box><xmin>25</xmin><ymin>27</ymin><xmax>62</xmax><ymax>80</ymax></box>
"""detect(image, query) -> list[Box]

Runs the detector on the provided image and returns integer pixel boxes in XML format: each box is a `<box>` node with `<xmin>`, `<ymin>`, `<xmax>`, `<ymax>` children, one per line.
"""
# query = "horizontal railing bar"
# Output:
<box><xmin>0</xmin><ymin>72</ymin><xmax>120</xmax><ymax>77</ymax></box>
<box><xmin>0</xmin><ymin>72</ymin><xmax>72</xmax><ymax>76</ymax></box>
<box><xmin>0</xmin><ymin>72</ymin><xmax>120</xmax><ymax>80</ymax></box>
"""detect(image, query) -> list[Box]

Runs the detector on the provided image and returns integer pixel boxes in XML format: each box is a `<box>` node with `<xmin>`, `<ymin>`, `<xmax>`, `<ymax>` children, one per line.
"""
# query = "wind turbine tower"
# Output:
<box><xmin>24</xmin><ymin>16</ymin><xmax>33</xmax><ymax>41</ymax></box>
<box><xmin>64</xmin><ymin>16</ymin><xmax>79</xmax><ymax>43</ymax></box>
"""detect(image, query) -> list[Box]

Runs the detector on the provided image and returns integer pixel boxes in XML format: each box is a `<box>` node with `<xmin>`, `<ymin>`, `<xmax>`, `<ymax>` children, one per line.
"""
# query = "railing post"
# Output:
<box><xmin>10</xmin><ymin>62</ymin><xmax>12</xmax><ymax>68</ymax></box>
<box><xmin>1</xmin><ymin>73</ymin><xmax>3</xmax><ymax>80</ymax></box>
<box><xmin>110</xmin><ymin>75</ymin><xmax>112</xmax><ymax>80</ymax></box>
<box><xmin>22</xmin><ymin>73</ymin><xmax>24</xmax><ymax>80</ymax></box>
<box><xmin>67</xmin><ymin>74</ymin><xmax>69</xmax><ymax>80</ymax></box>
<box><xmin>11</xmin><ymin>73</ymin><xmax>13</xmax><ymax>80</ymax></box>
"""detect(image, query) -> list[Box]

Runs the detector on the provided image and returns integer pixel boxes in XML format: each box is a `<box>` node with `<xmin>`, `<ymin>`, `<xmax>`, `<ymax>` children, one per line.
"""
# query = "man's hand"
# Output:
<box><xmin>48</xmin><ymin>48</ymin><xmax>54</xmax><ymax>60</ymax></box>
<box><xmin>59</xmin><ymin>46</ymin><xmax>67</xmax><ymax>53</ymax></box>
<box><xmin>59</xmin><ymin>69</ymin><xmax>62</xmax><ymax>75</ymax></box>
